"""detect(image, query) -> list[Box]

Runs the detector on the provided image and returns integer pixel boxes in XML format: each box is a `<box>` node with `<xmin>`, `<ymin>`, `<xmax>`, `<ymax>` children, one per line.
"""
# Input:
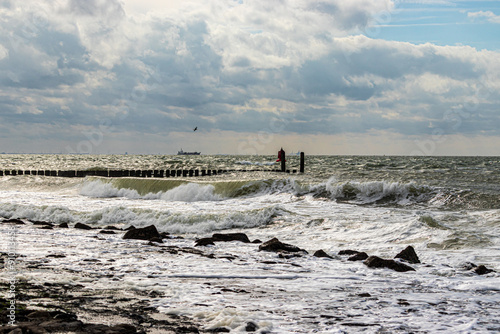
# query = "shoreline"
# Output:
<box><xmin>2</xmin><ymin>210</ymin><xmax>499</xmax><ymax>333</ymax></box>
<box><xmin>0</xmin><ymin>280</ymin><xmax>206</xmax><ymax>334</ymax></box>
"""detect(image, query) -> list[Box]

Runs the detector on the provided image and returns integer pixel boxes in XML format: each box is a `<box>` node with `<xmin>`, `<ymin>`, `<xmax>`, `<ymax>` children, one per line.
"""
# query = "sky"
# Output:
<box><xmin>0</xmin><ymin>0</ymin><xmax>499</xmax><ymax>155</ymax></box>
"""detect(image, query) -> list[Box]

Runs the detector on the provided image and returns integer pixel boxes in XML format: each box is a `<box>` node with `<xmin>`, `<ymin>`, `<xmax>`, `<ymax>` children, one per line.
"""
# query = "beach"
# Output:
<box><xmin>1</xmin><ymin>154</ymin><xmax>500</xmax><ymax>333</ymax></box>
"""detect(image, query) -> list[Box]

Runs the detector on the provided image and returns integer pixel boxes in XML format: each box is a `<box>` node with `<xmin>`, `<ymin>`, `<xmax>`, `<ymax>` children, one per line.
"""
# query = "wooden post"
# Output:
<box><xmin>300</xmin><ymin>152</ymin><xmax>305</xmax><ymax>173</ymax></box>
<box><xmin>280</xmin><ymin>149</ymin><xmax>286</xmax><ymax>172</ymax></box>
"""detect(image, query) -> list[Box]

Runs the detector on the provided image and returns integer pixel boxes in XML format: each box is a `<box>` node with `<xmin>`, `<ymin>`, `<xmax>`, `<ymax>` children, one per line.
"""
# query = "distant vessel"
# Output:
<box><xmin>177</xmin><ymin>149</ymin><xmax>201</xmax><ymax>155</ymax></box>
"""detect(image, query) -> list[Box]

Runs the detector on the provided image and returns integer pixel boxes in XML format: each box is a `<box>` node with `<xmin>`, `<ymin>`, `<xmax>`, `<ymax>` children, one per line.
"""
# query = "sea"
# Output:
<box><xmin>1</xmin><ymin>154</ymin><xmax>499</xmax><ymax>333</ymax></box>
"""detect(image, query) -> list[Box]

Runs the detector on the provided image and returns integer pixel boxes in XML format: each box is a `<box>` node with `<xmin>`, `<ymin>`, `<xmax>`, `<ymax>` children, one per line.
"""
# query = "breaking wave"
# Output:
<box><xmin>80</xmin><ymin>180</ymin><xmax>222</xmax><ymax>202</ymax></box>
<box><xmin>77</xmin><ymin>176</ymin><xmax>498</xmax><ymax>210</ymax></box>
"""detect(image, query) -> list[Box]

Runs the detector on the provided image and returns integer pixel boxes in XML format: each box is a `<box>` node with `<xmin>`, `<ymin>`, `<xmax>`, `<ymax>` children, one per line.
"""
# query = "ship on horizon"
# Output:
<box><xmin>177</xmin><ymin>149</ymin><xmax>201</xmax><ymax>155</ymax></box>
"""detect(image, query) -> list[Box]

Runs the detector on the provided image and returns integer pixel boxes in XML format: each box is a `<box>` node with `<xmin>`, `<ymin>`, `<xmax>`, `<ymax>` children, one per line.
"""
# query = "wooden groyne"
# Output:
<box><xmin>0</xmin><ymin>152</ymin><xmax>305</xmax><ymax>178</ymax></box>
<box><xmin>0</xmin><ymin>168</ymin><xmax>300</xmax><ymax>178</ymax></box>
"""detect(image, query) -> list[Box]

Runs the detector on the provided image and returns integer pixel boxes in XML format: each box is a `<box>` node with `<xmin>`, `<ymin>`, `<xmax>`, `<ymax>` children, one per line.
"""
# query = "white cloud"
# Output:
<box><xmin>1</xmin><ymin>0</ymin><xmax>500</xmax><ymax>154</ymax></box>
<box><xmin>468</xmin><ymin>10</ymin><xmax>500</xmax><ymax>24</ymax></box>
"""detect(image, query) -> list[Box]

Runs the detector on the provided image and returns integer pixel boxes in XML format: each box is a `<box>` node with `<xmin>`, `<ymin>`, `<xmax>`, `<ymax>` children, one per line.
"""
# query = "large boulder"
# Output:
<box><xmin>364</xmin><ymin>256</ymin><xmax>415</xmax><ymax>272</ymax></box>
<box><xmin>259</xmin><ymin>238</ymin><xmax>307</xmax><ymax>254</ymax></box>
<box><xmin>123</xmin><ymin>225</ymin><xmax>161</xmax><ymax>242</ymax></box>
<box><xmin>394</xmin><ymin>246</ymin><xmax>420</xmax><ymax>264</ymax></box>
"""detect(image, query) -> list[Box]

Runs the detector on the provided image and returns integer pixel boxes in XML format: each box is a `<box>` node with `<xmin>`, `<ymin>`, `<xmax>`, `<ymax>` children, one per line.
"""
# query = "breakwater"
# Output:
<box><xmin>0</xmin><ymin>168</ymin><xmax>299</xmax><ymax>178</ymax></box>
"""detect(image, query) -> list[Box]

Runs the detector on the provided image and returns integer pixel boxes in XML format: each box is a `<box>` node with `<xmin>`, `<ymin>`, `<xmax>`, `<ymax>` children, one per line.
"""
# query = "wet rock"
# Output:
<box><xmin>125</xmin><ymin>225</ymin><xmax>136</xmax><ymax>230</ymax></box>
<box><xmin>338</xmin><ymin>249</ymin><xmax>360</xmax><ymax>256</ymax></box>
<box><xmin>104</xmin><ymin>225</ymin><xmax>121</xmax><ymax>230</ymax></box>
<box><xmin>31</xmin><ymin>221</ymin><xmax>54</xmax><ymax>227</ymax></box>
<box><xmin>462</xmin><ymin>262</ymin><xmax>478</xmax><ymax>270</ymax></box>
<box><xmin>313</xmin><ymin>249</ymin><xmax>333</xmax><ymax>259</ymax></box>
<box><xmin>99</xmin><ymin>230</ymin><xmax>116</xmax><ymax>234</ymax></box>
<box><xmin>245</xmin><ymin>321</ymin><xmax>259</xmax><ymax>332</ymax></box>
<box><xmin>27</xmin><ymin>311</ymin><xmax>52</xmax><ymax>319</ymax></box>
<box><xmin>207</xmin><ymin>327</ymin><xmax>230</xmax><ymax>332</ymax></box>
<box><xmin>58</xmin><ymin>222</ymin><xmax>69</xmax><ymax>228</ymax></box>
<box><xmin>195</xmin><ymin>238</ymin><xmax>216</xmax><ymax>247</ymax></box>
<box><xmin>46</xmin><ymin>254</ymin><xmax>66</xmax><ymax>258</ymax></box>
<box><xmin>394</xmin><ymin>246</ymin><xmax>420</xmax><ymax>264</ymax></box>
<box><xmin>195</xmin><ymin>233</ymin><xmax>252</xmax><ymax>246</ymax></box>
<box><xmin>348</xmin><ymin>252</ymin><xmax>368</xmax><ymax>261</ymax></box>
<box><xmin>106</xmin><ymin>323</ymin><xmax>138</xmax><ymax>333</ymax></box>
<box><xmin>39</xmin><ymin>319</ymin><xmax>84</xmax><ymax>332</ymax></box>
<box><xmin>123</xmin><ymin>225</ymin><xmax>161</xmax><ymax>241</ymax></box>
<box><xmin>74</xmin><ymin>222</ymin><xmax>93</xmax><ymax>230</ymax></box>
<box><xmin>252</xmin><ymin>239</ymin><xmax>262</xmax><ymax>244</ymax></box>
<box><xmin>2</xmin><ymin>218</ymin><xmax>25</xmax><ymax>224</ymax></box>
<box><xmin>176</xmin><ymin>325</ymin><xmax>200</xmax><ymax>333</ymax></box>
<box><xmin>212</xmin><ymin>233</ymin><xmax>251</xmax><ymax>243</ymax></box>
<box><xmin>364</xmin><ymin>256</ymin><xmax>415</xmax><ymax>272</ymax></box>
<box><xmin>259</xmin><ymin>238</ymin><xmax>307</xmax><ymax>254</ymax></box>
<box><xmin>474</xmin><ymin>265</ymin><xmax>495</xmax><ymax>275</ymax></box>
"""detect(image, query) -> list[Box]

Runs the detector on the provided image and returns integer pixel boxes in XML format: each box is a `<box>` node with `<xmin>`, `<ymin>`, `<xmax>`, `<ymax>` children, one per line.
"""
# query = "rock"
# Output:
<box><xmin>474</xmin><ymin>265</ymin><xmax>494</xmax><ymax>275</ymax></box>
<box><xmin>125</xmin><ymin>225</ymin><xmax>136</xmax><ymax>230</ymax></box>
<box><xmin>123</xmin><ymin>225</ymin><xmax>161</xmax><ymax>241</ymax></box>
<box><xmin>338</xmin><ymin>249</ymin><xmax>360</xmax><ymax>256</ymax></box>
<box><xmin>176</xmin><ymin>326</ymin><xmax>200</xmax><ymax>333</ymax></box>
<box><xmin>195</xmin><ymin>233</ymin><xmax>251</xmax><ymax>246</ymax></box>
<box><xmin>348</xmin><ymin>252</ymin><xmax>368</xmax><ymax>261</ymax></box>
<box><xmin>2</xmin><ymin>218</ymin><xmax>25</xmax><ymax>224</ymax></box>
<box><xmin>107</xmin><ymin>323</ymin><xmax>138</xmax><ymax>333</ymax></box>
<box><xmin>207</xmin><ymin>327</ymin><xmax>230</xmax><ymax>332</ymax></box>
<box><xmin>195</xmin><ymin>238</ymin><xmax>215</xmax><ymax>247</ymax></box>
<box><xmin>46</xmin><ymin>254</ymin><xmax>66</xmax><ymax>258</ymax></box>
<box><xmin>259</xmin><ymin>238</ymin><xmax>307</xmax><ymax>254</ymax></box>
<box><xmin>104</xmin><ymin>225</ymin><xmax>122</xmax><ymax>230</ymax></box>
<box><xmin>58</xmin><ymin>222</ymin><xmax>69</xmax><ymax>228</ymax></box>
<box><xmin>394</xmin><ymin>246</ymin><xmax>420</xmax><ymax>264</ymax></box>
<box><xmin>364</xmin><ymin>256</ymin><xmax>415</xmax><ymax>272</ymax></box>
<box><xmin>252</xmin><ymin>239</ymin><xmax>262</xmax><ymax>244</ymax></box>
<box><xmin>52</xmin><ymin>312</ymin><xmax>77</xmax><ymax>321</ymax></box>
<box><xmin>74</xmin><ymin>222</ymin><xmax>93</xmax><ymax>230</ymax></box>
<box><xmin>462</xmin><ymin>262</ymin><xmax>478</xmax><ymax>270</ymax></box>
<box><xmin>27</xmin><ymin>311</ymin><xmax>52</xmax><ymax>319</ymax></box>
<box><xmin>212</xmin><ymin>233</ymin><xmax>251</xmax><ymax>243</ymax></box>
<box><xmin>313</xmin><ymin>249</ymin><xmax>333</xmax><ymax>259</ymax></box>
<box><xmin>31</xmin><ymin>221</ymin><xmax>54</xmax><ymax>227</ymax></box>
<box><xmin>39</xmin><ymin>319</ymin><xmax>84</xmax><ymax>332</ymax></box>
<box><xmin>245</xmin><ymin>321</ymin><xmax>259</xmax><ymax>332</ymax></box>
<box><xmin>99</xmin><ymin>230</ymin><xmax>116</xmax><ymax>234</ymax></box>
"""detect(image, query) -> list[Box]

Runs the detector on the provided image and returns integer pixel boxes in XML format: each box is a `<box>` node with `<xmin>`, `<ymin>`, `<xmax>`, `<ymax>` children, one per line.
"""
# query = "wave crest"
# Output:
<box><xmin>79</xmin><ymin>180</ymin><xmax>221</xmax><ymax>202</ymax></box>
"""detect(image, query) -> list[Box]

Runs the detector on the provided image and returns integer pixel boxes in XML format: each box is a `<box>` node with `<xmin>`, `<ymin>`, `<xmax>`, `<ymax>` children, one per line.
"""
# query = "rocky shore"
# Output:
<box><xmin>0</xmin><ymin>280</ymin><xmax>205</xmax><ymax>334</ymax></box>
<box><xmin>1</xmin><ymin>217</ymin><xmax>497</xmax><ymax>333</ymax></box>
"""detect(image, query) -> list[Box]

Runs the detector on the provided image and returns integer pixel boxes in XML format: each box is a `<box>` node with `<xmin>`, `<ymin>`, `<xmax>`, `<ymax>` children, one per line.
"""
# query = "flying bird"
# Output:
<box><xmin>193</xmin><ymin>126</ymin><xmax>198</xmax><ymax>131</ymax></box>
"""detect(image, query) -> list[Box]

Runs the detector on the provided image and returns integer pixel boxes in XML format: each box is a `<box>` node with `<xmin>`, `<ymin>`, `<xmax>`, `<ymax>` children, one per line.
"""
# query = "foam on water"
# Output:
<box><xmin>80</xmin><ymin>179</ymin><xmax>222</xmax><ymax>202</ymax></box>
<box><xmin>1</xmin><ymin>155</ymin><xmax>500</xmax><ymax>332</ymax></box>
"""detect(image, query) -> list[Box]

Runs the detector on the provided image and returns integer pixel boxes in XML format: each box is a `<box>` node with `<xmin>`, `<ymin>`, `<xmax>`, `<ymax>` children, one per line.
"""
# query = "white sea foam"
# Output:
<box><xmin>1</xmin><ymin>155</ymin><xmax>500</xmax><ymax>333</ymax></box>
<box><xmin>79</xmin><ymin>179</ymin><xmax>222</xmax><ymax>202</ymax></box>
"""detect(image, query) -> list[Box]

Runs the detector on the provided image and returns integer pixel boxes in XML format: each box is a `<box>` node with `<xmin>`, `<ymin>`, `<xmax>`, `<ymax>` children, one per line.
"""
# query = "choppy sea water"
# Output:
<box><xmin>1</xmin><ymin>154</ymin><xmax>499</xmax><ymax>333</ymax></box>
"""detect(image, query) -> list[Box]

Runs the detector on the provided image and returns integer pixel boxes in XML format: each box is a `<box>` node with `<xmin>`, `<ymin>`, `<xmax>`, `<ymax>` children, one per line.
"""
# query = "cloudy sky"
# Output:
<box><xmin>1</xmin><ymin>0</ymin><xmax>499</xmax><ymax>155</ymax></box>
